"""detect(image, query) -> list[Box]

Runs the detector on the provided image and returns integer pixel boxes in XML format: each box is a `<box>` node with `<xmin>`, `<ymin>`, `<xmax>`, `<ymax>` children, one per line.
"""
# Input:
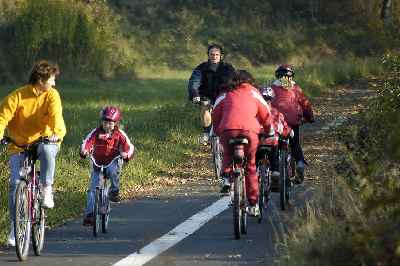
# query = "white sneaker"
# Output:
<box><xmin>43</xmin><ymin>186</ymin><xmax>54</xmax><ymax>208</ymax></box>
<box><xmin>7</xmin><ymin>233</ymin><xmax>15</xmax><ymax>247</ymax></box>
<box><xmin>219</xmin><ymin>177</ymin><xmax>231</xmax><ymax>193</ymax></box>
<box><xmin>248</xmin><ymin>203</ymin><xmax>260</xmax><ymax>217</ymax></box>
<box><xmin>198</xmin><ymin>133</ymin><xmax>209</xmax><ymax>146</ymax></box>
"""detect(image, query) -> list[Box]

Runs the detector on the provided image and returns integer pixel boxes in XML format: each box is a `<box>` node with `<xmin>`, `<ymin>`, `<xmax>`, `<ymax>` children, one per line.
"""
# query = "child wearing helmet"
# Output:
<box><xmin>258</xmin><ymin>86</ymin><xmax>293</xmax><ymax>187</ymax></box>
<box><xmin>80</xmin><ymin>106</ymin><xmax>135</xmax><ymax>226</ymax></box>
<box><xmin>270</xmin><ymin>64</ymin><xmax>314</xmax><ymax>184</ymax></box>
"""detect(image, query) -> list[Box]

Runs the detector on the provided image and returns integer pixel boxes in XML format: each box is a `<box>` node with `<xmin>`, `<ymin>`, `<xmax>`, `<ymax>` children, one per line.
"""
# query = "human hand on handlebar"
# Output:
<box><xmin>192</xmin><ymin>96</ymin><xmax>201</xmax><ymax>104</ymax></box>
<box><xmin>49</xmin><ymin>134</ymin><xmax>59</xmax><ymax>143</ymax></box>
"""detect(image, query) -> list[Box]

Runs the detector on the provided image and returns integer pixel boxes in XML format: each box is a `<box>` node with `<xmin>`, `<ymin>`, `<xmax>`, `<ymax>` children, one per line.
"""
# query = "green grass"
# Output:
<box><xmin>0</xmin><ymin>72</ymin><xmax>201</xmax><ymax>243</ymax></box>
<box><xmin>0</xmin><ymin>57</ymin><xmax>381</xmax><ymax>244</ymax></box>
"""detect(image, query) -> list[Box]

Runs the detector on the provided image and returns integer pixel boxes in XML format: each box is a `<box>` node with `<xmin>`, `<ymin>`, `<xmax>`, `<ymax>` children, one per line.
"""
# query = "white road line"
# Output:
<box><xmin>113</xmin><ymin>196</ymin><xmax>231</xmax><ymax>266</ymax></box>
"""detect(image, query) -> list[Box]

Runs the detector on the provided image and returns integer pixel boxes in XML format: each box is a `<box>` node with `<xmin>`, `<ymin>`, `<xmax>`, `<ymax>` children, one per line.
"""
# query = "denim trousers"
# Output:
<box><xmin>8</xmin><ymin>144</ymin><xmax>59</xmax><ymax>223</ymax></box>
<box><xmin>85</xmin><ymin>158</ymin><xmax>122</xmax><ymax>215</ymax></box>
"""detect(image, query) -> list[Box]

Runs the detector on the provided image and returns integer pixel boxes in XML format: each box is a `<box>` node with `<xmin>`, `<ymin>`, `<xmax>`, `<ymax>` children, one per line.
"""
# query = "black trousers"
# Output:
<box><xmin>289</xmin><ymin>125</ymin><xmax>305</xmax><ymax>163</ymax></box>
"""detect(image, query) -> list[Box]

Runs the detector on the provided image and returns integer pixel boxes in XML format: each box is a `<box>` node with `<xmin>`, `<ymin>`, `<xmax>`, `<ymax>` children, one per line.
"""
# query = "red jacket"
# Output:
<box><xmin>260</xmin><ymin>106</ymin><xmax>292</xmax><ymax>146</ymax></box>
<box><xmin>81</xmin><ymin>126</ymin><xmax>135</xmax><ymax>165</ymax></box>
<box><xmin>271</xmin><ymin>80</ymin><xmax>314</xmax><ymax>127</ymax></box>
<box><xmin>212</xmin><ymin>83</ymin><xmax>273</xmax><ymax>136</ymax></box>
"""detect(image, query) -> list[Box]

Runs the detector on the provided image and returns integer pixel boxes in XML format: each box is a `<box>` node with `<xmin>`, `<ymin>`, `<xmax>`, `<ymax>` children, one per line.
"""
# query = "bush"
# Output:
<box><xmin>2</xmin><ymin>0</ymin><xmax>136</xmax><ymax>80</ymax></box>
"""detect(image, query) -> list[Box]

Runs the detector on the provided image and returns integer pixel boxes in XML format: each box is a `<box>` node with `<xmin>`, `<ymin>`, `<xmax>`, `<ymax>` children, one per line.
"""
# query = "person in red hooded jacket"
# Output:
<box><xmin>80</xmin><ymin>106</ymin><xmax>135</xmax><ymax>226</ymax></box>
<box><xmin>270</xmin><ymin>64</ymin><xmax>314</xmax><ymax>184</ymax></box>
<box><xmin>212</xmin><ymin>69</ymin><xmax>273</xmax><ymax>216</ymax></box>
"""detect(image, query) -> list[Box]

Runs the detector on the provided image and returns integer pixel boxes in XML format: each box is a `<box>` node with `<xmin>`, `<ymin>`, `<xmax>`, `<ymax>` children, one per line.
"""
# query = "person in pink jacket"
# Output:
<box><xmin>258</xmin><ymin>87</ymin><xmax>293</xmax><ymax>187</ymax></box>
<box><xmin>270</xmin><ymin>64</ymin><xmax>314</xmax><ymax>184</ymax></box>
<box><xmin>80</xmin><ymin>106</ymin><xmax>135</xmax><ymax>225</ymax></box>
<box><xmin>212</xmin><ymin>69</ymin><xmax>273</xmax><ymax>216</ymax></box>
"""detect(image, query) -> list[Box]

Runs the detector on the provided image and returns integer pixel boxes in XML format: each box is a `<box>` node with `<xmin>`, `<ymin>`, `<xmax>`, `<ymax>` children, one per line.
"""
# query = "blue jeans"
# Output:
<box><xmin>85</xmin><ymin>158</ymin><xmax>123</xmax><ymax>215</ymax></box>
<box><xmin>8</xmin><ymin>144</ymin><xmax>59</xmax><ymax>222</ymax></box>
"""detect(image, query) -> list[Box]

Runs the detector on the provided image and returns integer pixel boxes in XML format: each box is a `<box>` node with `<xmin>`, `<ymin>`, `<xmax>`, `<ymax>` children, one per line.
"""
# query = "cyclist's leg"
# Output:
<box><xmin>289</xmin><ymin>125</ymin><xmax>305</xmax><ymax>163</ymax></box>
<box><xmin>219</xmin><ymin>131</ymin><xmax>235</xmax><ymax>192</ymax></box>
<box><xmin>244</xmin><ymin>132</ymin><xmax>259</xmax><ymax>206</ymax></box>
<box><xmin>106</xmin><ymin>158</ymin><xmax>123</xmax><ymax>193</ymax></box>
<box><xmin>200</xmin><ymin>105</ymin><xmax>212</xmax><ymax>144</ymax></box>
<box><xmin>8</xmin><ymin>153</ymin><xmax>25</xmax><ymax>245</ymax></box>
<box><xmin>37</xmin><ymin>143</ymin><xmax>59</xmax><ymax>187</ymax></box>
<box><xmin>85</xmin><ymin>168</ymin><xmax>100</xmax><ymax>215</ymax></box>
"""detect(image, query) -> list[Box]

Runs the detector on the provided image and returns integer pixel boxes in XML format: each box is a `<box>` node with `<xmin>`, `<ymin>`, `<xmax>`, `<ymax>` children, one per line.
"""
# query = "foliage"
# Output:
<box><xmin>281</xmin><ymin>53</ymin><xmax>400</xmax><ymax>266</ymax></box>
<box><xmin>0</xmin><ymin>0</ymin><xmax>136</xmax><ymax>80</ymax></box>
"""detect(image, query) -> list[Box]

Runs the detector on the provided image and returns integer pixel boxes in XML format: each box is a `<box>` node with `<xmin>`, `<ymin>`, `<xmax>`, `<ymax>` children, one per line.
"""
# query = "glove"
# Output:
<box><xmin>79</xmin><ymin>150</ymin><xmax>88</xmax><ymax>159</ymax></box>
<box><xmin>49</xmin><ymin>134</ymin><xmax>59</xmax><ymax>143</ymax></box>
<box><xmin>192</xmin><ymin>96</ymin><xmax>201</xmax><ymax>104</ymax></box>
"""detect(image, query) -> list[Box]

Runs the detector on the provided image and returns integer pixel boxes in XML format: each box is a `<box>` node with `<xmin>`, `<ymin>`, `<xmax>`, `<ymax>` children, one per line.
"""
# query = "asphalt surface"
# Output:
<box><xmin>0</xmin><ymin>177</ymin><xmax>300</xmax><ymax>266</ymax></box>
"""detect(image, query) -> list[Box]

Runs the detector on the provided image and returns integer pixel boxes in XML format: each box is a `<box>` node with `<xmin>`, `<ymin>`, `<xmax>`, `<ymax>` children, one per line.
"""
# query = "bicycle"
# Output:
<box><xmin>1</xmin><ymin>137</ymin><xmax>54</xmax><ymax>261</ymax></box>
<box><xmin>228</xmin><ymin>137</ymin><xmax>249</xmax><ymax>240</ymax></box>
<box><xmin>89</xmin><ymin>155</ymin><xmax>121</xmax><ymax>237</ymax></box>
<box><xmin>255</xmin><ymin>136</ymin><xmax>273</xmax><ymax>223</ymax></box>
<box><xmin>278</xmin><ymin>136</ymin><xmax>295</xmax><ymax>210</ymax></box>
<box><xmin>195</xmin><ymin>98</ymin><xmax>223</xmax><ymax>180</ymax></box>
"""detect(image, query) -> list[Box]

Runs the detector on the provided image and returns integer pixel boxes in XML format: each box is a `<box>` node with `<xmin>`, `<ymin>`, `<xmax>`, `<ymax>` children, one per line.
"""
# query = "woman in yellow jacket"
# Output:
<box><xmin>0</xmin><ymin>60</ymin><xmax>66</xmax><ymax>247</ymax></box>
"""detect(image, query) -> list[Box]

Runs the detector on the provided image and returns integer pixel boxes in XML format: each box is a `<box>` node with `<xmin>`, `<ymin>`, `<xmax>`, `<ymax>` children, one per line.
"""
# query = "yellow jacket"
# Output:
<box><xmin>0</xmin><ymin>84</ymin><xmax>67</xmax><ymax>154</ymax></box>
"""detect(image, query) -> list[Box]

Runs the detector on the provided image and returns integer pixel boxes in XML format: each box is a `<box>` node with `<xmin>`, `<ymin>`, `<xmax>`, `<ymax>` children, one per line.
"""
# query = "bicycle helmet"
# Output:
<box><xmin>275</xmin><ymin>64</ymin><xmax>294</xmax><ymax>79</ymax></box>
<box><xmin>100</xmin><ymin>106</ymin><xmax>121</xmax><ymax>122</ymax></box>
<box><xmin>260</xmin><ymin>86</ymin><xmax>274</xmax><ymax>101</ymax></box>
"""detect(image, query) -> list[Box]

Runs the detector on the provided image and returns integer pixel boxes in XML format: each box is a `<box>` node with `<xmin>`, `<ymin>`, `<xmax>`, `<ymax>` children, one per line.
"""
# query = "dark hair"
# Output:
<box><xmin>29</xmin><ymin>60</ymin><xmax>60</xmax><ymax>85</ymax></box>
<box><xmin>236</xmin><ymin>69</ymin><xmax>255</xmax><ymax>86</ymax></box>
<box><xmin>218</xmin><ymin>67</ymin><xmax>238</xmax><ymax>91</ymax></box>
<box><xmin>207</xmin><ymin>44</ymin><xmax>224</xmax><ymax>56</ymax></box>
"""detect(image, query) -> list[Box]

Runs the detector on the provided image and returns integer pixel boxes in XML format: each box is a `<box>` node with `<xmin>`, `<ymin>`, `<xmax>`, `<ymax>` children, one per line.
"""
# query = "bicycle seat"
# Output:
<box><xmin>257</xmin><ymin>145</ymin><xmax>272</xmax><ymax>153</ymax></box>
<box><xmin>229</xmin><ymin>138</ymin><xmax>249</xmax><ymax>145</ymax></box>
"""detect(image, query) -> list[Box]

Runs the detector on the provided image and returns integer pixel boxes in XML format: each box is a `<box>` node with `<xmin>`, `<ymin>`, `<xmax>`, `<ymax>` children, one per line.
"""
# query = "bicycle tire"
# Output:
<box><xmin>233</xmin><ymin>171</ymin><xmax>241</xmax><ymax>240</ymax></box>
<box><xmin>240</xmin><ymin>172</ymin><xmax>247</xmax><ymax>235</ymax></box>
<box><xmin>279</xmin><ymin>149</ymin><xmax>288</xmax><ymax>211</ymax></box>
<box><xmin>212</xmin><ymin>137</ymin><xmax>223</xmax><ymax>180</ymax></box>
<box><xmin>102</xmin><ymin>184</ymin><xmax>111</xmax><ymax>233</ymax></box>
<box><xmin>93</xmin><ymin>188</ymin><xmax>101</xmax><ymax>237</ymax></box>
<box><xmin>257</xmin><ymin>164</ymin><xmax>267</xmax><ymax>223</ymax></box>
<box><xmin>32</xmin><ymin>188</ymin><xmax>45</xmax><ymax>256</ymax></box>
<box><xmin>15</xmin><ymin>180</ymin><xmax>31</xmax><ymax>261</ymax></box>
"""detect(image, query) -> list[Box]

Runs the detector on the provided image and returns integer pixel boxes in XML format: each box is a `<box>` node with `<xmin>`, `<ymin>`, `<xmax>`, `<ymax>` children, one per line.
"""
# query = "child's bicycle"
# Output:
<box><xmin>255</xmin><ymin>136</ymin><xmax>273</xmax><ymax>223</ymax></box>
<box><xmin>278</xmin><ymin>136</ymin><xmax>295</xmax><ymax>210</ymax></box>
<box><xmin>89</xmin><ymin>155</ymin><xmax>121</xmax><ymax>237</ymax></box>
<box><xmin>1</xmin><ymin>136</ymin><xmax>55</xmax><ymax>261</ymax></box>
<box><xmin>228</xmin><ymin>137</ymin><xmax>250</xmax><ymax>240</ymax></box>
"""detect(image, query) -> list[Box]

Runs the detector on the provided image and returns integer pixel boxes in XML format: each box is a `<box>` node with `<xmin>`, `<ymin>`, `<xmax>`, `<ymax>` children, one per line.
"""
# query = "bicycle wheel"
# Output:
<box><xmin>212</xmin><ymin>137</ymin><xmax>223</xmax><ymax>180</ymax></box>
<box><xmin>93</xmin><ymin>188</ymin><xmax>101</xmax><ymax>237</ymax></box>
<box><xmin>15</xmin><ymin>180</ymin><xmax>31</xmax><ymax>261</ymax></box>
<box><xmin>102</xmin><ymin>184</ymin><xmax>111</xmax><ymax>233</ymax></box>
<box><xmin>257</xmin><ymin>164</ymin><xmax>267</xmax><ymax>223</ymax></box>
<box><xmin>233</xmin><ymin>171</ymin><xmax>241</xmax><ymax>240</ymax></box>
<box><xmin>279</xmin><ymin>149</ymin><xmax>288</xmax><ymax>211</ymax></box>
<box><xmin>240</xmin><ymin>173</ymin><xmax>247</xmax><ymax>235</ymax></box>
<box><xmin>32</xmin><ymin>188</ymin><xmax>45</xmax><ymax>256</ymax></box>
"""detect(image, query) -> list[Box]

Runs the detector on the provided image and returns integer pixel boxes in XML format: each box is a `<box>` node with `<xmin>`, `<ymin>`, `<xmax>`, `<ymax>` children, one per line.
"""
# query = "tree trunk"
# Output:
<box><xmin>381</xmin><ymin>0</ymin><xmax>392</xmax><ymax>25</ymax></box>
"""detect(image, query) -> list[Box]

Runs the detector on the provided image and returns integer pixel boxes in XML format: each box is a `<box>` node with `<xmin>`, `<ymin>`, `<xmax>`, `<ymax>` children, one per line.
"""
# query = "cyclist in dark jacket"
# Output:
<box><xmin>188</xmin><ymin>44</ymin><xmax>235</xmax><ymax>145</ymax></box>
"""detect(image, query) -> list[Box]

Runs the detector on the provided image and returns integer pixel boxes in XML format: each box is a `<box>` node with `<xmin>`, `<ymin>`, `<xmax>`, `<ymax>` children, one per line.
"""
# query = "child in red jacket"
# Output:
<box><xmin>212</xmin><ymin>69</ymin><xmax>273</xmax><ymax>216</ymax></box>
<box><xmin>258</xmin><ymin>87</ymin><xmax>293</xmax><ymax>186</ymax></box>
<box><xmin>270</xmin><ymin>64</ymin><xmax>314</xmax><ymax>184</ymax></box>
<box><xmin>80</xmin><ymin>106</ymin><xmax>135</xmax><ymax>226</ymax></box>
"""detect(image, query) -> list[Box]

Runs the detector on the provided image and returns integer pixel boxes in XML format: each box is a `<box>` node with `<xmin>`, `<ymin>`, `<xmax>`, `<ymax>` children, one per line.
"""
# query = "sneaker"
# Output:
<box><xmin>109</xmin><ymin>190</ymin><xmax>120</xmax><ymax>202</ymax></box>
<box><xmin>83</xmin><ymin>213</ymin><xmax>94</xmax><ymax>226</ymax></box>
<box><xmin>42</xmin><ymin>186</ymin><xmax>54</xmax><ymax>208</ymax></box>
<box><xmin>294</xmin><ymin>161</ymin><xmax>305</xmax><ymax>184</ymax></box>
<box><xmin>7</xmin><ymin>233</ymin><xmax>15</xmax><ymax>247</ymax></box>
<box><xmin>198</xmin><ymin>133</ymin><xmax>209</xmax><ymax>146</ymax></box>
<box><xmin>219</xmin><ymin>177</ymin><xmax>231</xmax><ymax>194</ymax></box>
<box><xmin>248</xmin><ymin>203</ymin><xmax>260</xmax><ymax>217</ymax></box>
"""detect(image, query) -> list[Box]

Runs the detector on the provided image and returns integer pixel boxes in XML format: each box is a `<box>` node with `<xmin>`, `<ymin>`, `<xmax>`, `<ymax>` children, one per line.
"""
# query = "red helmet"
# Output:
<box><xmin>275</xmin><ymin>64</ymin><xmax>294</xmax><ymax>78</ymax></box>
<box><xmin>100</xmin><ymin>106</ymin><xmax>121</xmax><ymax>122</ymax></box>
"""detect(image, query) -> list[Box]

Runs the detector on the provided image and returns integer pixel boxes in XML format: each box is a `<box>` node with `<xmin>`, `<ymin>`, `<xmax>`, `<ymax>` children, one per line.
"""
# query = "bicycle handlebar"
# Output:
<box><xmin>90</xmin><ymin>155</ymin><xmax>122</xmax><ymax>169</ymax></box>
<box><xmin>0</xmin><ymin>136</ymin><xmax>57</xmax><ymax>149</ymax></box>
